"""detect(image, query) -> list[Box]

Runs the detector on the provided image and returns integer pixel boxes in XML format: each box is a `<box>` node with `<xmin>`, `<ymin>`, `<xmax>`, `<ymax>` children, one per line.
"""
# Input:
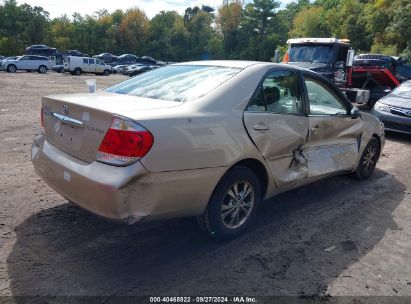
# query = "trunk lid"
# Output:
<box><xmin>42</xmin><ymin>92</ymin><xmax>180</xmax><ymax>163</ymax></box>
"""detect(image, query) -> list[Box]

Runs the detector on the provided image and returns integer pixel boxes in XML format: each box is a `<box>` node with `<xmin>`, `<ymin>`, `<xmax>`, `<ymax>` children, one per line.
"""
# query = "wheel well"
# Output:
<box><xmin>372</xmin><ymin>134</ymin><xmax>382</xmax><ymax>149</ymax></box>
<box><xmin>231</xmin><ymin>158</ymin><xmax>269</xmax><ymax>199</ymax></box>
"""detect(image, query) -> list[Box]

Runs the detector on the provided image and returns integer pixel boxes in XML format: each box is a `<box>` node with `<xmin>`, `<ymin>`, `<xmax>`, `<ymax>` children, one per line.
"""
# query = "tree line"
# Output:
<box><xmin>0</xmin><ymin>0</ymin><xmax>410</xmax><ymax>61</ymax></box>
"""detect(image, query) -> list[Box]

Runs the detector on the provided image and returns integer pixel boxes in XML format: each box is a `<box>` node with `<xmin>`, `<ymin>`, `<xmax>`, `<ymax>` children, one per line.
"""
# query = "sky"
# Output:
<box><xmin>15</xmin><ymin>0</ymin><xmax>294</xmax><ymax>19</ymax></box>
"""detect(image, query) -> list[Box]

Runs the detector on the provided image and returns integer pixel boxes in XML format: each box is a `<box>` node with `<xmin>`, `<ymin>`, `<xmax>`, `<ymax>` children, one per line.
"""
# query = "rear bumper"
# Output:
<box><xmin>32</xmin><ymin>134</ymin><xmax>224</xmax><ymax>223</ymax></box>
<box><xmin>372</xmin><ymin>108</ymin><xmax>411</xmax><ymax>134</ymax></box>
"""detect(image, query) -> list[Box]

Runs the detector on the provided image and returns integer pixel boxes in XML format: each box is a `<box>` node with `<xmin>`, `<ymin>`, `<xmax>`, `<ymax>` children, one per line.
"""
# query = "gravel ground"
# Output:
<box><xmin>0</xmin><ymin>72</ymin><xmax>410</xmax><ymax>300</ymax></box>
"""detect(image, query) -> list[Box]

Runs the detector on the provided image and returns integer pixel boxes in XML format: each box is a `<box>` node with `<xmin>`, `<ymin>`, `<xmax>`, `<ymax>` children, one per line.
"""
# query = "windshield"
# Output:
<box><xmin>289</xmin><ymin>44</ymin><xmax>334</xmax><ymax>63</ymax></box>
<box><xmin>105</xmin><ymin>65</ymin><xmax>241</xmax><ymax>102</ymax></box>
<box><xmin>391</xmin><ymin>82</ymin><xmax>411</xmax><ymax>98</ymax></box>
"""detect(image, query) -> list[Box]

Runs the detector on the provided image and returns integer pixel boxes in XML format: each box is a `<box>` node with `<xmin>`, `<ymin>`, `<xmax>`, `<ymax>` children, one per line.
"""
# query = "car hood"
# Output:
<box><xmin>379</xmin><ymin>95</ymin><xmax>411</xmax><ymax>109</ymax></box>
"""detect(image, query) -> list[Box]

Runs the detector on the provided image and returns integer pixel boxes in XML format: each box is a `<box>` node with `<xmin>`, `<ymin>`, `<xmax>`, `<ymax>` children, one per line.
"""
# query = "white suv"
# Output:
<box><xmin>2</xmin><ymin>55</ymin><xmax>52</xmax><ymax>73</ymax></box>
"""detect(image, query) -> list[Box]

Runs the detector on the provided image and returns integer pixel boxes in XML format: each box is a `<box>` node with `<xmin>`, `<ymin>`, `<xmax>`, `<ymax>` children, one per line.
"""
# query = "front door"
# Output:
<box><xmin>244</xmin><ymin>69</ymin><xmax>309</xmax><ymax>188</ymax></box>
<box><xmin>18</xmin><ymin>56</ymin><xmax>30</xmax><ymax>69</ymax></box>
<box><xmin>303</xmin><ymin>73</ymin><xmax>363</xmax><ymax>178</ymax></box>
<box><xmin>88</xmin><ymin>58</ymin><xmax>96</xmax><ymax>73</ymax></box>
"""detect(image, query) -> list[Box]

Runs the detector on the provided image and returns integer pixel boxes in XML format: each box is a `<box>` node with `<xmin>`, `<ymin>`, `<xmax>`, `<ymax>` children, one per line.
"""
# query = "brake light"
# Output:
<box><xmin>96</xmin><ymin>116</ymin><xmax>154</xmax><ymax>166</ymax></box>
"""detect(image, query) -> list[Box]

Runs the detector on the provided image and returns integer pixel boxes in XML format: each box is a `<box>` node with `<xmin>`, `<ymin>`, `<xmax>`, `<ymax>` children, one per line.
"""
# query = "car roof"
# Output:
<box><xmin>175</xmin><ymin>60</ymin><xmax>269</xmax><ymax>69</ymax></box>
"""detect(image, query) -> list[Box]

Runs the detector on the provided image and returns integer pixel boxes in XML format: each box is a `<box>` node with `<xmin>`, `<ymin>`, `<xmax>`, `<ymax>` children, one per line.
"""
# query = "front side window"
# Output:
<box><xmin>305</xmin><ymin>77</ymin><xmax>348</xmax><ymax>115</ymax></box>
<box><xmin>105</xmin><ymin>65</ymin><xmax>240</xmax><ymax>102</ymax></box>
<box><xmin>247</xmin><ymin>70</ymin><xmax>302</xmax><ymax>115</ymax></box>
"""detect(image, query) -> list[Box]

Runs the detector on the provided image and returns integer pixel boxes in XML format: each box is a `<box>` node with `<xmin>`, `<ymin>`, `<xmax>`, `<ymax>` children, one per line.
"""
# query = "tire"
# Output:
<box><xmin>198</xmin><ymin>166</ymin><xmax>261</xmax><ymax>240</ymax></box>
<box><xmin>74</xmin><ymin>68</ymin><xmax>82</xmax><ymax>75</ymax></box>
<box><xmin>7</xmin><ymin>65</ymin><xmax>17</xmax><ymax>73</ymax></box>
<box><xmin>355</xmin><ymin>137</ymin><xmax>380</xmax><ymax>180</ymax></box>
<box><xmin>38</xmin><ymin>65</ymin><xmax>47</xmax><ymax>74</ymax></box>
<box><xmin>104</xmin><ymin>69</ymin><xmax>110</xmax><ymax>76</ymax></box>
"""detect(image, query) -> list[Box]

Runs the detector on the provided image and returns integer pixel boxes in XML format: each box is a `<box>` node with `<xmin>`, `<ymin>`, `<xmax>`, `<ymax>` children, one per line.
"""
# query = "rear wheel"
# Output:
<box><xmin>38</xmin><ymin>65</ymin><xmax>47</xmax><ymax>74</ymax></box>
<box><xmin>7</xmin><ymin>65</ymin><xmax>16</xmax><ymax>73</ymax></box>
<box><xmin>198</xmin><ymin>166</ymin><xmax>261</xmax><ymax>240</ymax></box>
<box><xmin>74</xmin><ymin>68</ymin><xmax>82</xmax><ymax>75</ymax></box>
<box><xmin>355</xmin><ymin>137</ymin><xmax>380</xmax><ymax>180</ymax></box>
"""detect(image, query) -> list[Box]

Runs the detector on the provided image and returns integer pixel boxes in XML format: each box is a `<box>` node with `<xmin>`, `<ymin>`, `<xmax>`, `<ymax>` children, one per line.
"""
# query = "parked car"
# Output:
<box><xmin>93</xmin><ymin>53</ymin><xmax>117</xmax><ymax>64</ymax></box>
<box><xmin>372</xmin><ymin>80</ymin><xmax>411</xmax><ymax>134</ymax></box>
<box><xmin>52</xmin><ymin>65</ymin><xmax>64</xmax><ymax>73</ymax></box>
<box><xmin>65</xmin><ymin>50</ymin><xmax>89</xmax><ymax>57</ymax></box>
<box><xmin>0</xmin><ymin>56</ymin><xmax>5</xmax><ymax>70</ymax></box>
<box><xmin>112</xmin><ymin>65</ymin><xmax>129</xmax><ymax>74</ymax></box>
<box><xmin>138</xmin><ymin>56</ymin><xmax>157</xmax><ymax>65</ymax></box>
<box><xmin>32</xmin><ymin>61</ymin><xmax>385</xmax><ymax>239</ymax></box>
<box><xmin>64</xmin><ymin>56</ymin><xmax>112</xmax><ymax>76</ymax></box>
<box><xmin>25</xmin><ymin>44</ymin><xmax>59</xmax><ymax>57</ymax></box>
<box><xmin>2</xmin><ymin>55</ymin><xmax>52</xmax><ymax>73</ymax></box>
<box><xmin>116</xmin><ymin>54</ymin><xmax>138</xmax><ymax>65</ymax></box>
<box><xmin>127</xmin><ymin>64</ymin><xmax>158</xmax><ymax>77</ymax></box>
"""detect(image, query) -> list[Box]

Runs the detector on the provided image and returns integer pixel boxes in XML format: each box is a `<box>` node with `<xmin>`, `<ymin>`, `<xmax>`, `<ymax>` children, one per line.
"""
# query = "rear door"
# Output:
<box><xmin>82</xmin><ymin>58</ymin><xmax>89</xmax><ymax>72</ymax></box>
<box><xmin>243</xmin><ymin>69</ymin><xmax>309</xmax><ymax>188</ymax></box>
<box><xmin>303</xmin><ymin>73</ymin><xmax>363</xmax><ymax>177</ymax></box>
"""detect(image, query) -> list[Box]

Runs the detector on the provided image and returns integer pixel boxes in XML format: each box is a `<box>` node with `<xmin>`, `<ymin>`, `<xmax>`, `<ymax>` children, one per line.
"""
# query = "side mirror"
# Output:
<box><xmin>351</xmin><ymin>107</ymin><xmax>360</xmax><ymax>119</ymax></box>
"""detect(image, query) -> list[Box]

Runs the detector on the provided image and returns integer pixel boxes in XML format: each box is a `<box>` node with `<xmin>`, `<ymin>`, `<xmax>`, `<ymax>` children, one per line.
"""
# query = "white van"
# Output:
<box><xmin>64</xmin><ymin>56</ymin><xmax>112</xmax><ymax>76</ymax></box>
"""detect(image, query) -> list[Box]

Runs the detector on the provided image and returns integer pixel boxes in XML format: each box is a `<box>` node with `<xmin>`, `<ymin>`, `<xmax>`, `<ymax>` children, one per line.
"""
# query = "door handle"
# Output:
<box><xmin>253</xmin><ymin>123</ymin><xmax>270</xmax><ymax>131</ymax></box>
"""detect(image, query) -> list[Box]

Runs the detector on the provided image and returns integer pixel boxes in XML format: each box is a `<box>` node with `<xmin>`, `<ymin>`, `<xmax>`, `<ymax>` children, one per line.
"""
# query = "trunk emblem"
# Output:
<box><xmin>63</xmin><ymin>105</ymin><xmax>69</xmax><ymax>115</ymax></box>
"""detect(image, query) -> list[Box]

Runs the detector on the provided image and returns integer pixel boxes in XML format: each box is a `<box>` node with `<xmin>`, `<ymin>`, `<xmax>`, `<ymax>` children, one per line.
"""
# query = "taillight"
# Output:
<box><xmin>96</xmin><ymin>116</ymin><xmax>154</xmax><ymax>166</ymax></box>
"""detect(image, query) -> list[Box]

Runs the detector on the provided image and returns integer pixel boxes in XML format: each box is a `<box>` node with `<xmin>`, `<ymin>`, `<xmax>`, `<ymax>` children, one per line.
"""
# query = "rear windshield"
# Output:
<box><xmin>105</xmin><ymin>65</ymin><xmax>241</xmax><ymax>102</ymax></box>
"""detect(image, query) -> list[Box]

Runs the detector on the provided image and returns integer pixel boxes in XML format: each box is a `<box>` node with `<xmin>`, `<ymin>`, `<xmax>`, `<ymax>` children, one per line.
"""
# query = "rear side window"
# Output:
<box><xmin>83</xmin><ymin>58</ymin><xmax>88</xmax><ymax>64</ymax></box>
<box><xmin>89</xmin><ymin>59</ymin><xmax>95</xmax><ymax>64</ymax></box>
<box><xmin>105</xmin><ymin>65</ymin><xmax>241</xmax><ymax>102</ymax></box>
<box><xmin>247</xmin><ymin>70</ymin><xmax>302</xmax><ymax>115</ymax></box>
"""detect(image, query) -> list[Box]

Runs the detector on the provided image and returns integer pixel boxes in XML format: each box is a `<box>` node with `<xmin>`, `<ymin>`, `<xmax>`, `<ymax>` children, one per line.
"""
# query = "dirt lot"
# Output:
<box><xmin>0</xmin><ymin>72</ymin><xmax>410</xmax><ymax>300</ymax></box>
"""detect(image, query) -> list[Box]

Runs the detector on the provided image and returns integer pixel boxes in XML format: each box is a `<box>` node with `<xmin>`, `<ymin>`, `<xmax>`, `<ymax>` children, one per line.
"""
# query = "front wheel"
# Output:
<box><xmin>198</xmin><ymin>166</ymin><xmax>261</xmax><ymax>240</ymax></box>
<box><xmin>7</xmin><ymin>65</ymin><xmax>17</xmax><ymax>73</ymax></box>
<box><xmin>355</xmin><ymin>137</ymin><xmax>380</xmax><ymax>180</ymax></box>
<box><xmin>104</xmin><ymin>69</ymin><xmax>110</xmax><ymax>76</ymax></box>
<box><xmin>38</xmin><ymin>65</ymin><xmax>47</xmax><ymax>74</ymax></box>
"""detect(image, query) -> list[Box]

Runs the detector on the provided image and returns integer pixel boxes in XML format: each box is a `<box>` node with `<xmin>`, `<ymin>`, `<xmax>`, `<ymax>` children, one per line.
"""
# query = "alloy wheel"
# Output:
<box><xmin>362</xmin><ymin>145</ymin><xmax>377</xmax><ymax>176</ymax></box>
<box><xmin>220</xmin><ymin>181</ymin><xmax>255</xmax><ymax>229</ymax></box>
